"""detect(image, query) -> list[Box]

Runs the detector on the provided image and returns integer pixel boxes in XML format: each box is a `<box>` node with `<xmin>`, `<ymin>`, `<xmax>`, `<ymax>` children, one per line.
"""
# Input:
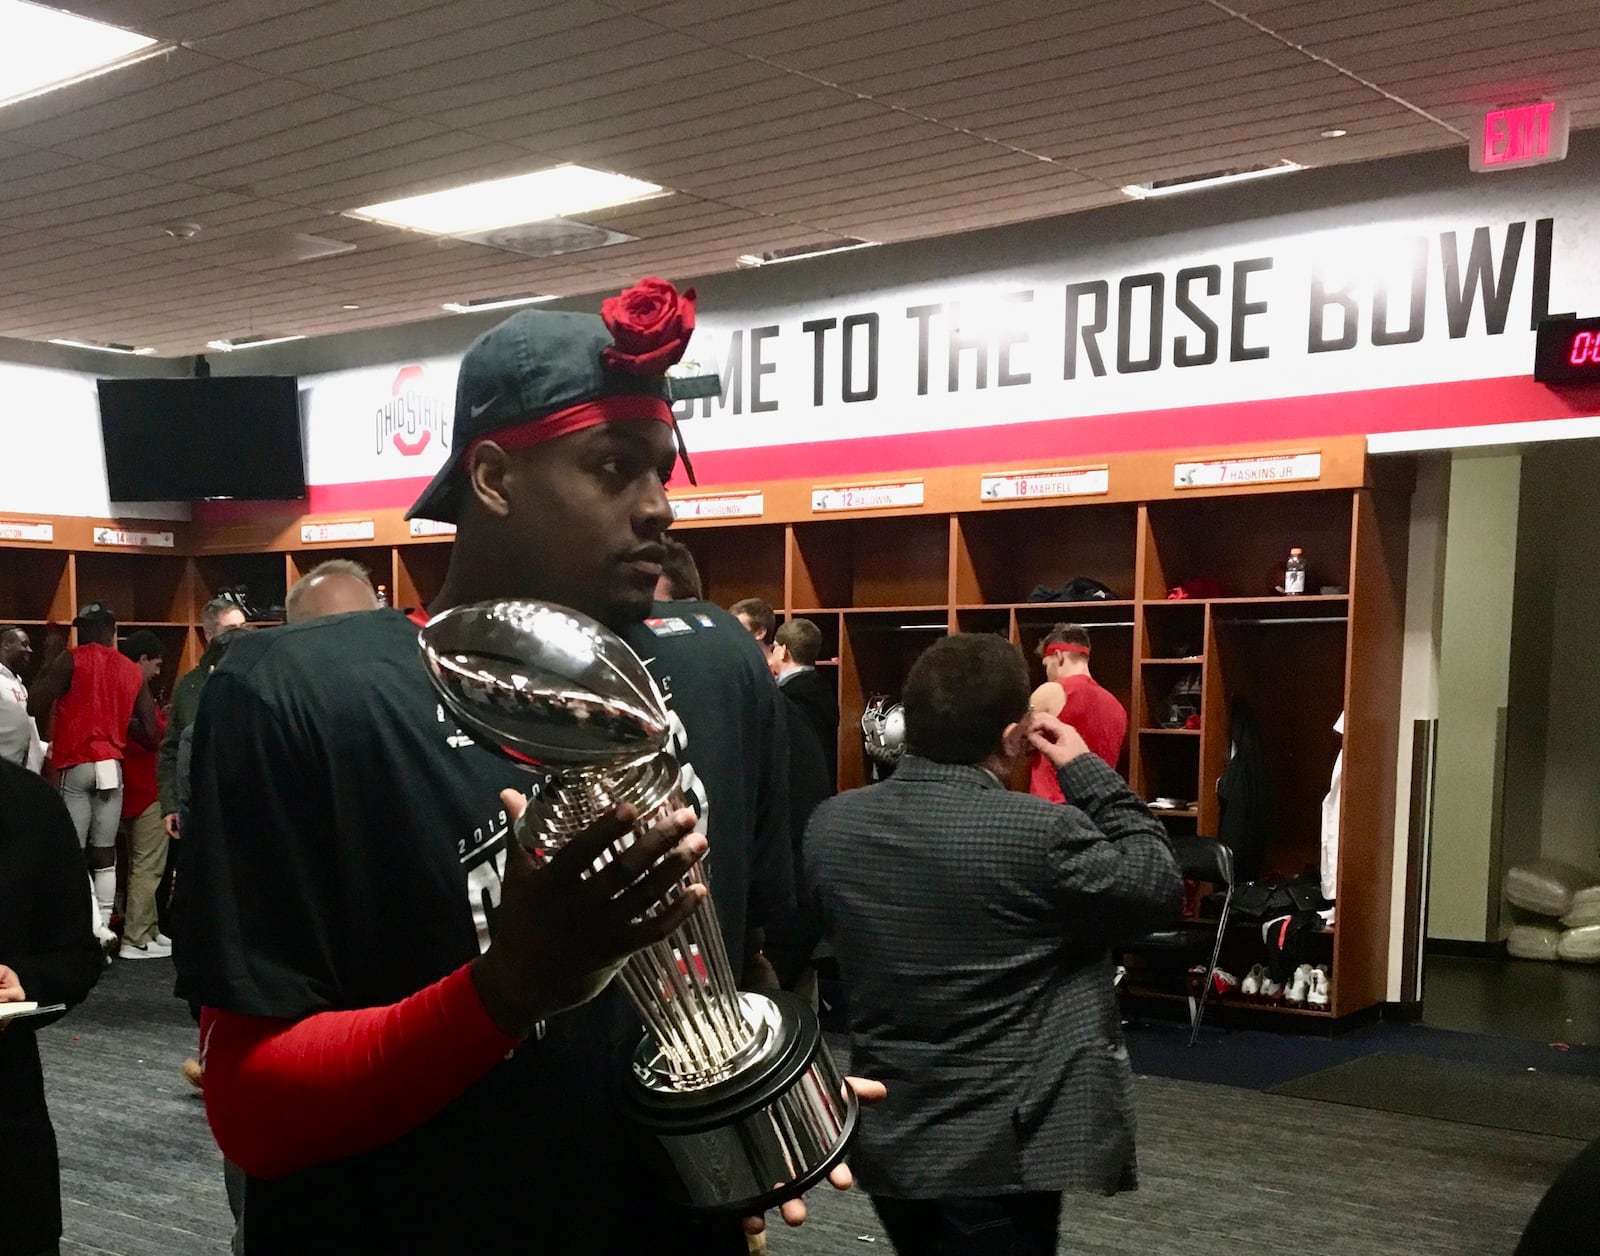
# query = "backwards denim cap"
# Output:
<box><xmin>406</xmin><ymin>277</ymin><xmax>720</xmax><ymax>525</ymax></box>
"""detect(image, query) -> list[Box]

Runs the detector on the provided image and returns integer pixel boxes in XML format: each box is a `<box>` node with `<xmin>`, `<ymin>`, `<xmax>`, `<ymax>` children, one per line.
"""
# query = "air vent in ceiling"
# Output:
<box><xmin>1120</xmin><ymin>160</ymin><xmax>1305</xmax><ymax>199</ymax></box>
<box><xmin>440</xmin><ymin>294</ymin><xmax>556</xmax><ymax>314</ymax></box>
<box><xmin>736</xmin><ymin>238</ymin><xmax>876</xmax><ymax>266</ymax></box>
<box><xmin>205</xmin><ymin>333</ymin><xmax>306</xmax><ymax>351</ymax></box>
<box><xmin>223</xmin><ymin>231</ymin><xmax>358</xmax><ymax>263</ymax></box>
<box><xmin>456</xmin><ymin>217</ymin><xmax>636</xmax><ymax>257</ymax></box>
<box><xmin>48</xmin><ymin>336</ymin><xmax>154</xmax><ymax>355</ymax></box>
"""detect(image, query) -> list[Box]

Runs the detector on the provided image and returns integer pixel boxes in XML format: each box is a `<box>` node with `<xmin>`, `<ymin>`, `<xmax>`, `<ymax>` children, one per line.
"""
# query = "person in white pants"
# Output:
<box><xmin>27</xmin><ymin>605</ymin><xmax>160</xmax><ymax>946</ymax></box>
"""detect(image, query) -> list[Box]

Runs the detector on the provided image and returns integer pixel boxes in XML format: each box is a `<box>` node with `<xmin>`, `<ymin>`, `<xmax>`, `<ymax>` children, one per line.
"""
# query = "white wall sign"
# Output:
<box><xmin>10</xmin><ymin>145</ymin><xmax>1600</xmax><ymax>518</ymax></box>
<box><xmin>811</xmin><ymin>481</ymin><xmax>924</xmax><ymax>512</ymax></box>
<box><xmin>300</xmin><ymin>358</ymin><xmax>458</xmax><ymax>491</ymax></box>
<box><xmin>980</xmin><ymin>465</ymin><xmax>1109</xmax><ymax>501</ymax></box>
<box><xmin>671</xmin><ymin>491</ymin><xmax>765</xmax><ymax>520</ymax></box>
<box><xmin>0</xmin><ymin>520</ymin><xmax>53</xmax><ymax>542</ymax></box>
<box><xmin>93</xmin><ymin>526</ymin><xmax>174</xmax><ymax>548</ymax></box>
<box><xmin>301</xmin><ymin>520</ymin><xmax>376</xmax><ymax>543</ymax></box>
<box><xmin>647</xmin><ymin>165</ymin><xmax>1596</xmax><ymax>467</ymax></box>
<box><xmin>408</xmin><ymin>518</ymin><xmax>456</xmax><ymax>538</ymax></box>
<box><xmin>1174</xmin><ymin>452</ymin><xmax>1322</xmax><ymax>489</ymax></box>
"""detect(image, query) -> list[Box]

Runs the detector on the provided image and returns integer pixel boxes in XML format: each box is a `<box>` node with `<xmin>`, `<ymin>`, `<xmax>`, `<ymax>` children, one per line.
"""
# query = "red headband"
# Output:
<box><xmin>465</xmin><ymin>393</ymin><xmax>675</xmax><ymax>463</ymax></box>
<box><xmin>1044</xmin><ymin>642</ymin><xmax>1090</xmax><ymax>658</ymax></box>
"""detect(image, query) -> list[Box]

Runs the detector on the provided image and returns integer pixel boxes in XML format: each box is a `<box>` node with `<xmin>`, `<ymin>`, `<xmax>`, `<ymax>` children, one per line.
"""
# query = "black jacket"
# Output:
<box><xmin>0</xmin><ymin>758</ymin><xmax>102</xmax><ymax>1256</ymax></box>
<box><xmin>764</xmin><ymin>697</ymin><xmax>834</xmax><ymax>986</ymax></box>
<box><xmin>778</xmin><ymin>666</ymin><xmax>839</xmax><ymax>790</ymax></box>
<box><xmin>1216</xmin><ymin>698</ymin><xmax>1272</xmax><ymax>883</ymax></box>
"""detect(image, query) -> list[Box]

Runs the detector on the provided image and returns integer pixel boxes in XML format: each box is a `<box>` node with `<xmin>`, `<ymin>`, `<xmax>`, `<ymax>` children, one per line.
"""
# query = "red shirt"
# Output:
<box><xmin>1028</xmin><ymin>673</ymin><xmax>1128</xmax><ymax>803</ymax></box>
<box><xmin>50</xmin><ymin>643</ymin><xmax>144</xmax><ymax>771</ymax></box>
<box><xmin>121</xmin><ymin>703</ymin><xmax>167</xmax><ymax>818</ymax></box>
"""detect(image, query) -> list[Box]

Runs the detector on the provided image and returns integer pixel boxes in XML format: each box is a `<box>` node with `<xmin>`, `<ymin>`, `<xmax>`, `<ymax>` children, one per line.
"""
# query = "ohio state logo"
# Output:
<box><xmin>375</xmin><ymin>364</ymin><xmax>451</xmax><ymax>457</ymax></box>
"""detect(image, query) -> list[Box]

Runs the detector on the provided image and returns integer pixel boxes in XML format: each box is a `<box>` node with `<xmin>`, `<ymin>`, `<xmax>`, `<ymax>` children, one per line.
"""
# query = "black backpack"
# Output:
<box><xmin>1026</xmin><ymin>576</ymin><xmax>1118</xmax><ymax>603</ymax></box>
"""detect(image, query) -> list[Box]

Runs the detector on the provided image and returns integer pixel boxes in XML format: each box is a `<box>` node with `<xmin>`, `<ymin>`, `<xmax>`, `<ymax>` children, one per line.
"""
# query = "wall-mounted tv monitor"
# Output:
<box><xmin>97</xmin><ymin>376</ymin><xmax>306</xmax><ymax>501</ymax></box>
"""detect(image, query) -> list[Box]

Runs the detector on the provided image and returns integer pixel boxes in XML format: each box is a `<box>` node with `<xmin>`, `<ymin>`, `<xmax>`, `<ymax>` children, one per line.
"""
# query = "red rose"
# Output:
<box><xmin>600</xmin><ymin>277</ymin><xmax>697</xmax><ymax>375</ymax></box>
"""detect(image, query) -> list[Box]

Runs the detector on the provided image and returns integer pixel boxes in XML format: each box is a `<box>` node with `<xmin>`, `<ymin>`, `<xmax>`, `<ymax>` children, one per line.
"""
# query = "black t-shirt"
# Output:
<box><xmin>174</xmin><ymin>603</ymin><xmax>791</xmax><ymax>1254</ymax></box>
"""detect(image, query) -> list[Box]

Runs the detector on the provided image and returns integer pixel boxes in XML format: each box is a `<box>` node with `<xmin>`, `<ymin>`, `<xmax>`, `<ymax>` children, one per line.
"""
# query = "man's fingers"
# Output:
<box><xmin>606</xmin><ymin>829</ymin><xmax>704</xmax><ymax>906</ymax></box>
<box><xmin>540</xmin><ymin>809</ymin><xmax>636</xmax><ymax>882</ymax></box>
<box><xmin>618</xmin><ymin>880</ymin><xmax>707</xmax><ymax>948</ymax></box>
<box><xmin>780</xmin><ymin>1197</ymin><xmax>808</xmax><ymax>1227</ymax></box>
<box><xmin>742</xmin><ymin>1215</ymin><xmax>766</xmax><ymax>1236</ymax></box>
<box><xmin>586</xmin><ymin>808</ymin><xmax>699</xmax><ymax>895</ymax></box>
<box><xmin>845</xmin><ymin>1076</ymin><xmax>887</xmax><ymax>1104</ymax></box>
<box><xmin>544</xmin><ymin>802</ymin><xmax>697</xmax><ymax>889</ymax></box>
<box><xmin>827</xmin><ymin>1162</ymin><xmax>854</xmax><ymax>1190</ymax></box>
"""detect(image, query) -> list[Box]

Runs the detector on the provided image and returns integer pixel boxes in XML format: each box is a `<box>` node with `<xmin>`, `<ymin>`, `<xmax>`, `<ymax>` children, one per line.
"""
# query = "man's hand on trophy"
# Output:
<box><xmin>471</xmin><ymin>788</ymin><xmax>709</xmax><ymax>1038</ymax></box>
<box><xmin>742</xmin><ymin>1076</ymin><xmax>889</xmax><ymax>1235</ymax></box>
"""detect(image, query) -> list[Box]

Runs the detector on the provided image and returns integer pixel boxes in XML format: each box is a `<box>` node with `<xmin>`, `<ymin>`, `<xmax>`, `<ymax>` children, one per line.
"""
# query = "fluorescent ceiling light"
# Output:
<box><xmin>1121</xmin><ymin>160</ymin><xmax>1306</xmax><ymax>200</ymax></box>
<box><xmin>347</xmin><ymin>165</ymin><xmax>665</xmax><ymax>236</ymax></box>
<box><xmin>0</xmin><ymin>2</ymin><xmax>167</xmax><ymax>110</ymax></box>
<box><xmin>737</xmin><ymin>240</ymin><xmax>879</xmax><ymax>267</ymax></box>
<box><xmin>49</xmin><ymin>337</ymin><xmax>154</xmax><ymax>355</ymax></box>
<box><xmin>440</xmin><ymin>294</ymin><xmax>557</xmax><ymax>314</ymax></box>
<box><xmin>206</xmin><ymin>334</ymin><xmax>306</xmax><ymax>352</ymax></box>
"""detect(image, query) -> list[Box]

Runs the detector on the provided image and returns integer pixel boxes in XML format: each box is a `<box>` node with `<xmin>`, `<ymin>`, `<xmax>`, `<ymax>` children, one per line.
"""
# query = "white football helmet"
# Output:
<box><xmin>861</xmin><ymin>695</ymin><xmax>906</xmax><ymax>764</ymax></box>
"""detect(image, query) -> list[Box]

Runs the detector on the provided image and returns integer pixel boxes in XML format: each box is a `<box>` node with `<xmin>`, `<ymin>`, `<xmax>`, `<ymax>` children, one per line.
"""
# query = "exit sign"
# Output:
<box><xmin>1470</xmin><ymin>101</ymin><xmax>1569</xmax><ymax>172</ymax></box>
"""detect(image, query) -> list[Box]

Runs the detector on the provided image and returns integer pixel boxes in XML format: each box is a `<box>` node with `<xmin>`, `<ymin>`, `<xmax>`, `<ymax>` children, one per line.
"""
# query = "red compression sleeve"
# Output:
<box><xmin>201</xmin><ymin>962</ymin><xmax>520</xmax><ymax>1180</ymax></box>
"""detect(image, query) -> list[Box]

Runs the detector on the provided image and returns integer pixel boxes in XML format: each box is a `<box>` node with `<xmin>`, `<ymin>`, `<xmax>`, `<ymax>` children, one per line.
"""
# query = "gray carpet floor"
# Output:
<box><xmin>1271</xmin><ymin>1051</ymin><xmax>1600</xmax><ymax>1140</ymax></box>
<box><xmin>37</xmin><ymin>959</ymin><xmax>1575</xmax><ymax>1255</ymax></box>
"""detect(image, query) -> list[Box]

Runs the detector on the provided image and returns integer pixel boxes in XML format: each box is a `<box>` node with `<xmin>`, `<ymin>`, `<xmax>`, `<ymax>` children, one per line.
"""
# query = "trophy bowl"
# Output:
<box><xmin>419</xmin><ymin>599</ymin><xmax>858</xmax><ymax>1213</ymax></box>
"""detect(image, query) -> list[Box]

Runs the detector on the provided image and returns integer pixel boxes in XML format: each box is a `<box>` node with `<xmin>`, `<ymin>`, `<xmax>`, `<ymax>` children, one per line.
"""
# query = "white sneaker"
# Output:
<box><xmin>119</xmin><ymin>937</ymin><xmax>173</xmax><ymax>960</ymax></box>
<box><xmin>1307</xmin><ymin>966</ymin><xmax>1330</xmax><ymax>1009</ymax></box>
<box><xmin>1285</xmin><ymin>963</ymin><xmax>1313</xmax><ymax>1006</ymax></box>
<box><xmin>1241</xmin><ymin>964</ymin><xmax>1266</xmax><ymax>996</ymax></box>
<box><xmin>154</xmin><ymin>932</ymin><xmax>174</xmax><ymax>948</ymax></box>
<box><xmin>1259</xmin><ymin>974</ymin><xmax>1284</xmax><ymax>1000</ymax></box>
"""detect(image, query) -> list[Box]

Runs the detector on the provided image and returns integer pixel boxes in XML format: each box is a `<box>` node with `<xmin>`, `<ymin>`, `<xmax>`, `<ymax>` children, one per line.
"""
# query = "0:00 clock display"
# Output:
<box><xmin>1567</xmin><ymin>331</ymin><xmax>1600</xmax><ymax>366</ymax></box>
<box><xmin>1534</xmin><ymin>316</ymin><xmax>1600</xmax><ymax>384</ymax></box>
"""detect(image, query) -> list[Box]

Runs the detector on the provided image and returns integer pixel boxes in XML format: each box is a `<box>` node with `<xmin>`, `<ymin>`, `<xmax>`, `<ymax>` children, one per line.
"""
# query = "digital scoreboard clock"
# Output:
<box><xmin>1534</xmin><ymin>316</ymin><xmax>1600</xmax><ymax>385</ymax></box>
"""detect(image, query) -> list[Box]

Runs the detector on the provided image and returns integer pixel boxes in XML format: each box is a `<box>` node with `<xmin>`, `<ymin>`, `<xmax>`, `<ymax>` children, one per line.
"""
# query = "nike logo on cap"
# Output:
<box><xmin>469</xmin><ymin>393</ymin><xmax>500</xmax><ymax>419</ymax></box>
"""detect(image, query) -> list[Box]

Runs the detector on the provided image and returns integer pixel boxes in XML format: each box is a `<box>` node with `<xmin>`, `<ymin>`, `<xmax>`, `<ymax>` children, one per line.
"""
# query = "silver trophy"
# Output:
<box><xmin>418</xmin><ymin>599</ymin><xmax>858</xmax><ymax>1213</ymax></box>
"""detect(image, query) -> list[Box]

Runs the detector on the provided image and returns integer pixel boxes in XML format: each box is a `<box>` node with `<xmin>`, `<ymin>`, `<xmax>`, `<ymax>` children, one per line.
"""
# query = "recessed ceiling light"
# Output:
<box><xmin>205</xmin><ymin>334</ymin><xmax>306</xmax><ymax>352</ymax></box>
<box><xmin>440</xmin><ymin>294</ymin><xmax>557</xmax><ymax>314</ymax></box>
<box><xmin>49</xmin><ymin>337</ymin><xmax>155</xmax><ymax>356</ymax></box>
<box><xmin>0</xmin><ymin>1</ymin><xmax>169</xmax><ymax>110</ymax></box>
<box><xmin>347</xmin><ymin>165</ymin><xmax>665</xmax><ymax>237</ymax></box>
<box><xmin>342</xmin><ymin>303</ymin><xmax>361</xmax><ymax>310</ymax></box>
<box><xmin>1320</xmin><ymin>128</ymin><xmax>1349</xmax><ymax>139</ymax></box>
<box><xmin>737</xmin><ymin>239</ymin><xmax>879</xmax><ymax>267</ymax></box>
<box><xmin>1120</xmin><ymin>160</ymin><xmax>1306</xmax><ymax>200</ymax></box>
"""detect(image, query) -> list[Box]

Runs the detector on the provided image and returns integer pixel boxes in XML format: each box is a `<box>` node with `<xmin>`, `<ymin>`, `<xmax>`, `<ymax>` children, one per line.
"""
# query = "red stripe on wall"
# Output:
<box><xmin>194</xmin><ymin>374</ymin><xmax>1600</xmax><ymax>523</ymax></box>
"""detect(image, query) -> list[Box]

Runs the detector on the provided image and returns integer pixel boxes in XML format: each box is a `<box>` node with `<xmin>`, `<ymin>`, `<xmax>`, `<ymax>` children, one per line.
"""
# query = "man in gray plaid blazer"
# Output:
<box><xmin>805</xmin><ymin>633</ymin><xmax>1182</xmax><ymax>1254</ymax></box>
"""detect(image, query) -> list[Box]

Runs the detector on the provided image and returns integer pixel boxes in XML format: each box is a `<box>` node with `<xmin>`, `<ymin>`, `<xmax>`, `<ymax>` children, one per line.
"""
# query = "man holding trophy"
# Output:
<box><xmin>176</xmin><ymin>278</ymin><xmax>874</xmax><ymax>1254</ymax></box>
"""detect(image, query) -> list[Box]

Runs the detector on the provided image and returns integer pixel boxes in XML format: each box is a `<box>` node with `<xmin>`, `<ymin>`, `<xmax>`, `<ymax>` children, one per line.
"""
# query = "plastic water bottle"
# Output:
<box><xmin>1284</xmin><ymin>548</ymin><xmax>1306</xmax><ymax>595</ymax></box>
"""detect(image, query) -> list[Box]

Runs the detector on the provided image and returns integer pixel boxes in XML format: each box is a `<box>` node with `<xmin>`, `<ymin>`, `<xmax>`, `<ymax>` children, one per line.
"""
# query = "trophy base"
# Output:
<box><xmin>621</xmin><ymin>990</ymin><xmax>860</xmax><ymax>1214</ymax></box>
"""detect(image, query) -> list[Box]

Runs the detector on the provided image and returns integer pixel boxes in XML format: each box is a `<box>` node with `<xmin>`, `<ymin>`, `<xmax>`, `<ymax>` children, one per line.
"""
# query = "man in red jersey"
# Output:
<box><xmin>29</xmin><ymin>603</ymin><xmax>159</xmax><ymax>943</ymax></box>
<box><xmin>116</xmin><ymin>629</ymin><xmax>171</xmax><ymax>959</ymax></box>
<box><xmin>1027</xmin><ymin>624</ymin><xmax>1128</xmax><ymax>803</ymax></box>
